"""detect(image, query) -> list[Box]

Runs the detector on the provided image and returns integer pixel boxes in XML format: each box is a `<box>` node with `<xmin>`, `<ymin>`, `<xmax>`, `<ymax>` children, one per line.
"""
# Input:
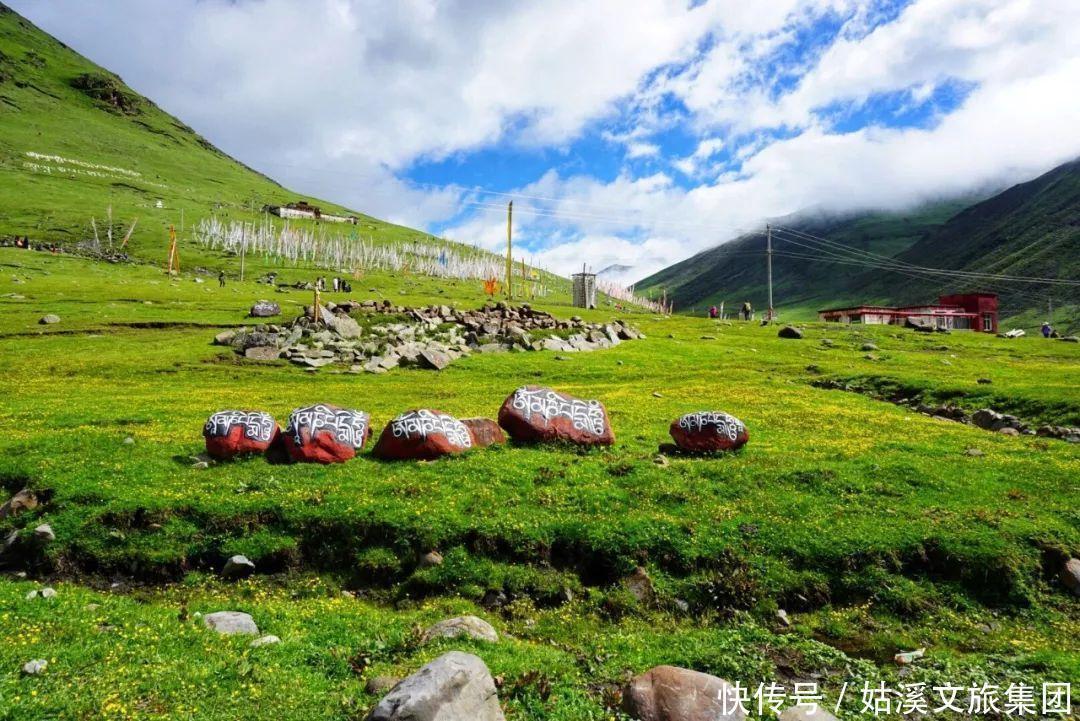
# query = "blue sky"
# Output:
<box><xmin>12</xmin><ymin>0</ymin><xmax>1080</xmax><ymax>281</ymax></box>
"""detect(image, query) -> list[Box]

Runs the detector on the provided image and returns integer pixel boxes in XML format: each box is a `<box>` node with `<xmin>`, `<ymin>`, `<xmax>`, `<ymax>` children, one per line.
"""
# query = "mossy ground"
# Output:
<box><xmin>1</xmin><ymin>248</ymin><xmax>1078</xmax><ymax>719</ymax></box>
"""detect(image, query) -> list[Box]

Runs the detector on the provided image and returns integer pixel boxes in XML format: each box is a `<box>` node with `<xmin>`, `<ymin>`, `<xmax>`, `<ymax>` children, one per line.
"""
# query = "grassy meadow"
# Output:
<box><xmin>1</xmin><ymin>247</ymin><xmax>1078</xmax><ymax>719</ymax></box>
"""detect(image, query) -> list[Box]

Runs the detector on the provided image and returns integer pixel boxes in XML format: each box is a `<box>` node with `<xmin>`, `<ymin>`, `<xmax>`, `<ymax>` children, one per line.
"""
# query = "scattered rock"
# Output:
<box><xmin>776</xmin><ymin>608</ymin><xmax>791</xmax><ymax>626</ymax></box>
<box><xmin>33</xmin><ymin>524</ymin><xmax>54</xmax><ymax>543</ymax></box>
<box><xmin>250</xmin><ymin>635</ymin><xmax>281</xmax><ymax>648</ymax></box>
<box><xmin>497</xmin><ymin>386</ymin><xmax>614</xmax><ymax>446</ymax></box>
<box><xmin>249</xmin><ymin>300</ymin><xmax>281</xmax><ymax>318</ymax></box>
<box><xmin>998</xmin><ymin>427</ymin><xmax>1019</xmax><ymax>436</ymax></box>
<box><xmin>419</xmin><ymin>348</ymin><xmax>452</xmax><ymax>370</ymax></box>
<box><xmin>22</xmin><ymin>659</ymin><xmax>48</xmax><ymax>676</ymax></box>
<box><xmin>460</xmin><ymin>418</ymin><xmax>506</xmax><ymax>448</ymax></box>
<box><xmin>977</xmin><ymin>378</ymin><xmax>992</xmax><ymax>384</ymax></box>
<box><xmin>221</xmin><ymin>554</ymin><xmax>256</xmax><ymax>580</ymax></box>
<box><xmin>244</xmin><ymin>346</ymin><xmax>281</xmax><ymax>361</ymax></box>
<box><xmin>38</xmin><ymin>314</ymin><xmax>60</xmax><ymax>325</ymax></box>
<box><xmin>372</xmin><ymin>409</ymin><xmax>473</xmax><ymax>460</ymax></box>
<box><xmin>623</xmin><ymin>665</ymin><xmax>745</xmax><ymax>721</ymax></box>
<box><xmin>214</xmin><ymin>330</ymin><xmax>237</xmax><ymax>345</ymax></box>
<box><xmin>894</xmin><ymin>647</ymin><xmax>925</xmax><ymax>665</ymax></box>
<box><xmin>365</xmin><ymin>675</ymin><xmax>402</xmax><ymax>695</ymax></box>
<box><xmin>203</xmin><ymin>611</ymin><xmax>259</xmax><ymax>636</ymax></box>
<box><xmin>420</xmin><ymin>615</ymin><xmax>499</xmax><ymax>644</ymax></box>
<box><xmin>964</xmin><ymin>447</ymin><xmax>985</xmax><ymax>457</ymax></box>
<box><xmin>122</xmin><ymin>436</ymin><xmax>135</xmax><ymax>445</ymax></box>
<box><xmin>1002</xmin><ymin>328</ymin><xmax>1025</xmax><ymax>338</ymax></box>
<box><xmin>1061</xmin><ymin>558</ymin><xmax>1080</xmax><ymax>596</ymax></box>
<box><xmin>0</xmin><ymin>488</ymin><xmax>38</xmax><ymax>520</ymax></box>
<box><xmin>669</xmin><ymin>411</ymin><xmax>748</xmax><ymax>453</ymax></box>
<box><xmin>860</xmin><ymin>343</ymin><xmax>878</xmax><ymax>351</ymax></box>
<box><xmin>779</xmin><ymin>705</ymin><xmax>839</xmax><ymax>721</ymax></box>
<box><xmin>418</xmin><ymin>550</ymin><xmax>444</xmax><ymax>568</ymax></box>
<box><xmin>203</xmin><ymin>410</ymin><xmax>280</xmax><ymax>460</ymax></box>
<box><xmin>624</xmin><ymin>566</ymin><xmax>655</xmax><ymax>604</ymax></box>
<box><xmin>365</xmin><ymin>651</ymin><xmax>505</xmax><ymax>721</ymax></box>
<box><xmin>40</xmin><ymin>587</ymin><xmax>57</xmax><ymax>599</ymax></box>
<box><xmin>283</xmin><ymin>404</ymin><xmax>371</xmax><ymax>463</ymax></box>
<box><xmin>778</xmin><ymin>325</ymin><xmax>803</xmax><ymax>339</ymax></box>
<box><xmin>481</xmin><ymin>589</ymin><xmax>508</xmax><ymax>609</ymax></box>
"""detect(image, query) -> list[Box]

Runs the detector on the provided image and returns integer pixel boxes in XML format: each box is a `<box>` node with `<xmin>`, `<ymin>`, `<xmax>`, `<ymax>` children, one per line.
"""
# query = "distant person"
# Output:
<box><xmin>316</xmin><ymin>277</ymin><xmax>325</xmax><ymax>291</ymax></box>
<box><xmin>741</xmin><ymin>301</ymin><xmax>752</xmax><ymax>321</ymax></box>
<box><xmin>708</xmin><ymin>305</ymin><xmax>718</xmax><ymax>319</ymax></box>
<box><xmin>332</xmin><ymin>277</ymin><xmax>340</xmax><ymax>292</ymax></box>
<box><xmin>218</xmin><ymin>270</ymin><xmax>226</xmax><ymax>288</ymax></box>
<box><xmin>1041</xmin><ymin>322</ymin><xmax>1053</xmax><ymax>338</ymax></box>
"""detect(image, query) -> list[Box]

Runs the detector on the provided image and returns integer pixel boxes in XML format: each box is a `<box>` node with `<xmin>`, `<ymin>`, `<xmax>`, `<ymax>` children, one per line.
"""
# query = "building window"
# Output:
<box><xmin>982</xmin><ymin>313</ymin><xmax>993</xmax><ymax>331</ymax></box>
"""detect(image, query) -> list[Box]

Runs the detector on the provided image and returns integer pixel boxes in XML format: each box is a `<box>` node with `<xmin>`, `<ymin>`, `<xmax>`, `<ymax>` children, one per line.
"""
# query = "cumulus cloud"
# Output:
<box><xmin>12</xmin><ymin>0</ymin><xmax>1080</xmax><ymax>281</ymax></box>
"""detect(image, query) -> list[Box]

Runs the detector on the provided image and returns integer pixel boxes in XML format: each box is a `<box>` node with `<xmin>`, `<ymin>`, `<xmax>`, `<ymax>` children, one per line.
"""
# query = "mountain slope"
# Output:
<box><xmin>638</xmin><ymin>159</ymin><xmax>1080</xmax><ymax>325</ymax></box>
<box><xmin>0</xmin><ymin>3</ymin><xmax>424</xmax><ymax>264</ymax></box>
<box><xmin>636</xmin><ymin>200</ymin><xmax>972</xmax><ymax>314</ymax></box>
<box><xmin>867</xmin><ymin>159</ymin><xmax>1080</xmax><ymax>316</ymax></box>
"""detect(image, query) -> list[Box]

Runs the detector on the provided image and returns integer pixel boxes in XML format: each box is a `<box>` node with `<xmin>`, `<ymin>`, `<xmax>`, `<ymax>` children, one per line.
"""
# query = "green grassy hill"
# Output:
<box><xmin>636</xmin><ymin>200</ymin><xmax>972</xmax><ymax>316</ymax></box>
<box><xmin>0</xmin><ymin>3</ymin><xmax>505</xmax><ymax>279</ymax></box>
<box><xmin>638</xmin><ymin>160</ymin><xmax>1080</xmax><ymax>331</ymax></box>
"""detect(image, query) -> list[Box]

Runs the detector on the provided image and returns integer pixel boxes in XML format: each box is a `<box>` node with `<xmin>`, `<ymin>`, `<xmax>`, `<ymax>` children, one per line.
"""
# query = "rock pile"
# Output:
<box><xmin>215</xmin><ymin>301</ymin><xmax>644</xmax><ymax>373</ymax></box>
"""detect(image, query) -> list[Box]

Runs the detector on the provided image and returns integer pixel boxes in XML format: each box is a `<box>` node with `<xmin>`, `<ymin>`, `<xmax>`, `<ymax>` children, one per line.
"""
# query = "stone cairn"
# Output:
<box><xmin>214</xmin><ymin>300</ymin><xmax>644</xmax><ymax>373</ymax></box>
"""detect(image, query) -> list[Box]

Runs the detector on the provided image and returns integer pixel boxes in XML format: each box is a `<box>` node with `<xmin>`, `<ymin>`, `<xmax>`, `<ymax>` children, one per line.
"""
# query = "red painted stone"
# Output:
<box><xmin>497</xmin><ymin>385</ymin><xmax>614</xmax><ymax>446</ymax></box>
<box><xmin>372</xmin><ymin>409</ymin><xmax>473</xmax><ymax>460</ymax></box>
<box><xmin>460</xmin><ymin>418</ymin><xmax>506</xmax><ymax>448</ymax></box>
<box><xmin>669</xmin><ymin>411</ymin><xmax>748</xmax><ymax>453</ymax></box>
<box><xmin>283</xmin><ymin>404</ymin><xmax>371</xmax><ymax>464</ymax></box>
<box><xmin>203</xmin><ymin>410</ymin><xmax>280</xmax><ymax>460</ymax></box>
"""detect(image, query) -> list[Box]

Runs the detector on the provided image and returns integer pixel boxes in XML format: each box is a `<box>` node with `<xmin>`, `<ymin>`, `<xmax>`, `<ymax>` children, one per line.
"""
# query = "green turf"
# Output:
<box><xmin>1</xmin><ymin>249</ymin><xmax>1078</xmax><ymax>719</ymax></box>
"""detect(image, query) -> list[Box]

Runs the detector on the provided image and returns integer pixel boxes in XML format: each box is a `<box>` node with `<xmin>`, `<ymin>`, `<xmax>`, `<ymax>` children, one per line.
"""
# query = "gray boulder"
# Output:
<box><xmin>365</xmin><ymin>651</ymin><xmax>505</xmax><ymax>721</ymax></box>
<box><xmin>0</xmin><ymin>488</ymin><xmax>38</xmax><ymax>520</ymax></box>
<box><xmin>33</xmin><ymin>524</ymin><xmax>55</xmax><ymax>543</ymax></box>
<box><xmin>419</xmin><ymin>348</ymin><xmax>452</xmax><ymax>370</ymax></box>
<box><xmin>39</xmin><ymin>314</ymin><xmax>60</xmax><ymax>325</ymax></box>
<box><xmin>1062</xmin><ymin>558</ymin><xmax>1080</xmax><ymax>596</ymax></box>
<box><xmin>779</xmin><ymin>706</ymin><xmax>839</xmax><ymax>721</ymax></box>
<box><xmin>203</xmin><ymin>611</ymin><xmax>259</xmax><ymax>636</ymax></box>
<box><xmin>221</xmin><ymin>554</ymin><xmax>256</xmax><ymax>580</ymax></box>
<box><xmin>778</xmin><ymin>325</ymin><xmax>803</xmax><ymax>339</ymax></box>
<box><xmin>420</xmin><ymin>615</ymin><xmax>499</xmax><ymax>644</ymax></box>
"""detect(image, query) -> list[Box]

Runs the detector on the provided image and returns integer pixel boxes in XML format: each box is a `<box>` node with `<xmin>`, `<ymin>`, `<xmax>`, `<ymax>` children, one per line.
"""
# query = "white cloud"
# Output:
<box><xmin>11</xmin><ymin>0</ymin><xmax>1080</xmax><ymax>284</ymax></box>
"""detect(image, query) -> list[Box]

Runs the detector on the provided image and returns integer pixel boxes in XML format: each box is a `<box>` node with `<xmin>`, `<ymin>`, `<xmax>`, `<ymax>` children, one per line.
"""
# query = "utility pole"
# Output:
<box><xmin>766</xmin><ymin>223</ymin><xmax>774</xmax><ymax>321</ymax></box>
<box><xmin>505</xmin><ymin>201</ymin><xmax>513</xmax><ymax>299</ymax></box>
<box><xmin>1048</xmin><ymin>296</ymin><xmax>1053</xmax><ymax>324</ymax></box>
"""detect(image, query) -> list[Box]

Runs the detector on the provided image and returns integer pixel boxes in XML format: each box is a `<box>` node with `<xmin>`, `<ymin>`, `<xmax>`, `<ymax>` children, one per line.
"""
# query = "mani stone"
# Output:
<box><xmin>203</xmin><ymin>410</ymin><xmax>280</xmax><ymax>460</ymax></box>
<box><xmin>249</xmin><ymin>300</ymin><xmax>281</xmax><ymax>317</ymax></box>
<box><xmin>623</xmin><ymin>665</ymin><xmax>746</xmax><ymax>721</ymax></box>
<box><xmin>420</xmin><ymin>615</ymin><xmax>499</xmax><ymax>644</ymax></box>
<box><xmin>365</xmin><ymin>651</ymin><xmax>505</xmax><ymax>721</ymax></box>
<box><xmin>497</xmin><ymin>385</ymin><xmax>614</xmax><ymax>446</ymax></box>
<box><xmin>38</xmin><ymin>314</ymin><xmax>60</xmax><ymax>325</ymax></box>
<box><xmin>669</xmin><ymin>411</ymin><xmax>749</xmax><ymax>453</ymax></box>
<box><xmin>459</xmin><ymin>418</ymin><xmax>506</xmax><ymax>449</ymax></box>
<box><xmin>778</xmin><ymin>325</ymin><xmax>803</xmax><ymax>339</ymax></box>
<box><xmin>372</xmin><ymin>409</ymin><xmax>473</xmax><ymax>461</ymax></box>
<box><xmin>221</xmin><ymin>554</ymin><xmax>256</xmax><ymax>579</ymax></box>
<box><xmin>283</xmin><ymin>404</ymin><xmax>371</xmax><ymax>464</ymax></box>
<box><xmin>203</xmin><ymin>611</ymin><xmax>259</xmax><ymax>636</ymax></box>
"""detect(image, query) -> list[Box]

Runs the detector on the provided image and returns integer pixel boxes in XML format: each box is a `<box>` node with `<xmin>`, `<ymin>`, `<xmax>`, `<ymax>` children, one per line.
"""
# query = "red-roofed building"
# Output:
<box><xmin>818</xmin><ymin>293</ymin><xmax>998</xmax><ymax>332</ymax></box>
